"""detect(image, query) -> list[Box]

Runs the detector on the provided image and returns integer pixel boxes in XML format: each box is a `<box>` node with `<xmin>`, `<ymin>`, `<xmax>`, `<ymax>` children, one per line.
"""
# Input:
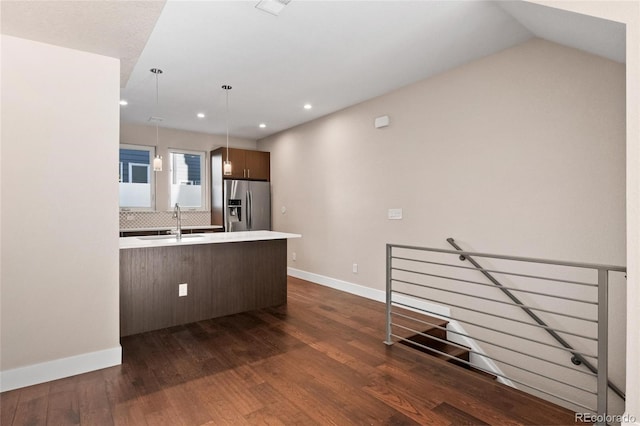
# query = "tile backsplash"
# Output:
<box><xmin>119</xmin><ymin>211</ymin><xmax>211</xmax><ymax>229</ymax></box>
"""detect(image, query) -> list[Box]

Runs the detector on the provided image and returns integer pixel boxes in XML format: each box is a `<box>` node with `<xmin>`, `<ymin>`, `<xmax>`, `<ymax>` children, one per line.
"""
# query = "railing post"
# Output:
<box><xmin>596</xmin><ymin>268</ymin><xmax>608</xmax><ymax>425</ymax></box>
<box><xmin>384</xmin><ymin>244</ymin><xmax>393</xmax><ymax>345</ymax></box>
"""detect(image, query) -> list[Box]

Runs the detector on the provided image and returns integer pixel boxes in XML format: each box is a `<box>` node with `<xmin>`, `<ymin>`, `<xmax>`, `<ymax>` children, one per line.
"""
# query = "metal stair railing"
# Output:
<box><xmin>446</xmin><ymin>237</ymin><xmax>625</xmax><ymax>402</ymax></box>
<box><xmin>384</xmin><ymin>239</ymin><xmax>626</xmax><ymax>426</ymax></box>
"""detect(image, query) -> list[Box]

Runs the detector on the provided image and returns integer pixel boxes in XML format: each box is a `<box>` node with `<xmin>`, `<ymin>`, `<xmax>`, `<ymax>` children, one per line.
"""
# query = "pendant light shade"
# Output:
<box><xmin>153</xmin><ymin>155</ymin><xmax>163</xmax><ymax>172</ymax></box>
<box><xmin>222</xmin><ymin>84</ymin><xmax>232</xmax><ymax>176</ymax></box>
<box><xmin>223</xmin><ymin>160</ymin><xmax>232</xmax><ymax>175</ymax></box>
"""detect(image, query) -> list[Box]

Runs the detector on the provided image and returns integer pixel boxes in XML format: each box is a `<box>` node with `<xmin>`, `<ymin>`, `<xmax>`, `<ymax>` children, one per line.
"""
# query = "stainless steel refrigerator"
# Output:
<box><xmin>223</xmin><ymin>180</ymin><xmax>271</xmax><ymax>232</ymax></box>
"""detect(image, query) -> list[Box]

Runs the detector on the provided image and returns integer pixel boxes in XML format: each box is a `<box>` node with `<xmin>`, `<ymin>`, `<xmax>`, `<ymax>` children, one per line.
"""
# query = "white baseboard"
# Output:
<box><xmin>288</xmin><ymin>267</ymin><xmax>450</xmax><ymax>317</ymax></box>
<box><xmin>289</xmin><ymin>267</ymin><xmax>383</xmax><ymax>302</ymax></box>
<box><xmin>0</xmin><ymin>346</ymin><xmax>122</xmax><ymax>392</ymax></box>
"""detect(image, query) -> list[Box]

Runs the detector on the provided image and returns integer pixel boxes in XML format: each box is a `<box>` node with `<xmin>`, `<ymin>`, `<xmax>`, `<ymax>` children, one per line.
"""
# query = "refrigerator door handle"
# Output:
<box><xmin>246</xmin><ymin>190</ymin><xmax>252</xmax><ymax>230</ymax></box>
<box><xmin>248</xmin><ymin>190</ymin><xmax>253</xmax><ymax>229</ymax></box>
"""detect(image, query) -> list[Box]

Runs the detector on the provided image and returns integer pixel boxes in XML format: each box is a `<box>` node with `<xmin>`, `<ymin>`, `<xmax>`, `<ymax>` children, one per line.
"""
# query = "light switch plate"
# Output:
<box><xmin>375</xmin><ymin>115</ymin><xmax>390</xmax><ymax>128</ymax></box>
<box><xmin>388</xmin><ymin>208</ymin><xmax>403</xmax><ymax>220</ymax></box>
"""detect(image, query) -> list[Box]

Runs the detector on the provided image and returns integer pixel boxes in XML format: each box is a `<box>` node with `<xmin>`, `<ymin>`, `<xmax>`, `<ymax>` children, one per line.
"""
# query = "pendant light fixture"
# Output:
<box><xmin>151</xmin><ymin>68</ymin><xmax>163</xmax><ymax>172</ymax></box>
<box><xmin>222</xmin><ymin>84</ymin><xmax>233</xmax><ymax>176</ymax></box>
<box><xmin>153</xmin><ymin>155</ymin><xmax>163</xmax><ymax>172</ymax></box>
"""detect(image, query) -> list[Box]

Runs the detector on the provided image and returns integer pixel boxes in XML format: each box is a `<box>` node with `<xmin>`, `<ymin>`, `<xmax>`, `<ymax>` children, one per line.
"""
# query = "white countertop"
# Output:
<box><xmin>120</xmin><ymin>230</ymin><xmax>301</xmax><ymax>250</ymax></box>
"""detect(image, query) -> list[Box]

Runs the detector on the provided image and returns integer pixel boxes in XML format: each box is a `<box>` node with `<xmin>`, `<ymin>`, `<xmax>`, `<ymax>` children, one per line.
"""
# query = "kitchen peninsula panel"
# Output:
<box><xmin>120</xmin><ymin>238</ymin><xmax>287</xmax><ymax>336</ymax></box>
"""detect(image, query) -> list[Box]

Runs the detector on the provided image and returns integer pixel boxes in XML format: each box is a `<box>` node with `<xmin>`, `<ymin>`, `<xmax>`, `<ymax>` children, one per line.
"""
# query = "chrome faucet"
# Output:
<box><xmin>172</xmin><ymin>203</ymin><xmax>182</xmax><ymax>240</ymax></box>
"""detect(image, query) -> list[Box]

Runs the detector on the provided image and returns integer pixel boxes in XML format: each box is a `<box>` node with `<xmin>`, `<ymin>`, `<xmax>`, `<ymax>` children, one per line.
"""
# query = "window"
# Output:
<box><xmin>169</xmin><ymin>149</ymin><xmax>205</xmax><ymax>210</ymax></box>
<box><xmin>119</xmin><ymin>144</ymin><xmax>154</xmax><ymax>210</ymax></box>
<box><xmin>128</xmin><ymin>163</ymin><xmax>150</xmax><ymax>184</ymax></box>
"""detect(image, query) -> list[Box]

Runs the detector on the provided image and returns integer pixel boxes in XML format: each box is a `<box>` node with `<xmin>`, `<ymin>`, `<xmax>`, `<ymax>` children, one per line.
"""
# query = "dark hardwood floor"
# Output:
<box><xmin>1</xmin><ymin>277</ymin><xmax>579</xmax><ymax>425</ymax></box>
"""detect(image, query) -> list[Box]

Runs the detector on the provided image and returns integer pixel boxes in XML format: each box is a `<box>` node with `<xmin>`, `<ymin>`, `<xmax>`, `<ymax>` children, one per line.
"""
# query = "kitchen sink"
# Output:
<box><xmin>137</xmin><ymin>234</ymin><xmax>206</xmax><ymax>241</ymax></box>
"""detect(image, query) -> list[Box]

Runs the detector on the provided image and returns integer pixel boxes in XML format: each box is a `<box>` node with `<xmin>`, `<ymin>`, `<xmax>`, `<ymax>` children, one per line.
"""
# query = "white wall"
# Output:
<box><xmin>263</xmin><ymin>37</ymin><xmax>625</xmax><ymax>291</ymax></box>
<box><xmin>530</xmin><ymin>2</ymin><xmax>640</xmax><ymax>424</ymax></box>
<box><xmin>0</xmin><ymin>35</ymin><xmax>121</xmax><ymax>390</ymax></box>
<box><xmin>261</xmin><ymin>37</ymin><xmax>627</xmax><ymax>413</ymax></box>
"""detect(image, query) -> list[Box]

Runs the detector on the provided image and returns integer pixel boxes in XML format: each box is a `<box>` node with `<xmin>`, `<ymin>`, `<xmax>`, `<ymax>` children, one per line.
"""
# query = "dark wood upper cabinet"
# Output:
<box><xmin>211</xmin><ymin>147</ymin><xmax>270</xmax><ymax>181</ymax></box>
<box><xmin>244</xmin><ymin>150</ymin><xmax>270</xmax><ymax>181</ymax></box>
<box><xmin>220</xmin><ymin>148</ymin><xmax>247</xmax><ymax>179</ymax></box>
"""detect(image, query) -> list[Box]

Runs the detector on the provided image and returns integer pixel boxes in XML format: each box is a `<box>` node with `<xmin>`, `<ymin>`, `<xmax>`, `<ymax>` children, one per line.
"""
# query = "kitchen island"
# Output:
<box><xmin>119</xmin><ymin>231</ymin><xmax>301</xmax><ymax>336</ymax></box>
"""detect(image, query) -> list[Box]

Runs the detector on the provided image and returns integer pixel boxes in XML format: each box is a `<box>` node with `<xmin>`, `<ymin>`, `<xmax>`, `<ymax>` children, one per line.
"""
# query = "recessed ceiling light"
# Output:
<box><xmin>259</xmin><ymin>123</ymin><xmax>267</xmax><ymax>128</ymax></box>
<box><xmin>119</xmin><ymin>100</ymin><xmax>128</xmax><ymax>106</ymax></box>
<box><xmin>304</xmin><ymin>104</ymin><xmax>312</xmax><ymax>110</ymax></box>
<box><xmin>197</xmin><ymin>113</ymin><xmax>205</xmax><ymax>118</ymax></box>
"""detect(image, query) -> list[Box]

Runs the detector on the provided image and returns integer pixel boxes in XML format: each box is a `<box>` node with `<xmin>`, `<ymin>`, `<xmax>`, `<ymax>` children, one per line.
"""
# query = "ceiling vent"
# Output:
<box><xmin>255</xmin><ymin>0</ymin><xmax>291</xmax><ymax>16</ymax></box>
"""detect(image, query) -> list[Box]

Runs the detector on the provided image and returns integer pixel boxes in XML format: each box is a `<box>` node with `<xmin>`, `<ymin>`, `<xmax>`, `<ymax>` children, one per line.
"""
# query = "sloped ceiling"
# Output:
<box><xmin>498</xmin><ymin>1</ymin><xmax>625</xmax><ymax>63</ymax></box>
<box><xmin>0</xmin><ymin>1</ymin><xmax>625</xmax><ymax>140</ymax></box>
<box><xmin>0</xmin><ymin>0</ymin><xmax>166</xmax><ymax>85</ymax></box>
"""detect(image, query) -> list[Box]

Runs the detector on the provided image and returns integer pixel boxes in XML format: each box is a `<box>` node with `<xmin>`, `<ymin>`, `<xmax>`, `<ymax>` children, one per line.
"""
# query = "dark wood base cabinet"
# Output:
<box><xmin>120</xmin><ymin>239</ymin><xmax>287</xmax><ymax>336</ymax></box>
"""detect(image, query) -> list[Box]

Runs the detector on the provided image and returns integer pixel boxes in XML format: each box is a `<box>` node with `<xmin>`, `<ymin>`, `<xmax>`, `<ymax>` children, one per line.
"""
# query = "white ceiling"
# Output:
<box><xmin>1</xmin><ymin>1</ymin><xmax>625</xmax><ymax>141</ymax></box>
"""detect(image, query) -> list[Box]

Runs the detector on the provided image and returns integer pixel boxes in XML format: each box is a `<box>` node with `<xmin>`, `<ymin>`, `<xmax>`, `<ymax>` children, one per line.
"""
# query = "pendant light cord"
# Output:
<box><xmin>226</xmin><ymin>87</ymin><xmax>229</xmax><ymax>161</ymax></box>
<box><xmin>150</xmin><ymin>69</ymin><xmax>163</xmax><ymax>144</ymax></box>
<box><xmin>155</xmin><ymin>70</ymin><xmax>160</xmax><ymax>147</ymax></box>
<box><xmin>223</xmin><ymin>85</ymin><xmax>231</xmax><ymax>162</ymax></box>
<box><xmin>150</xmin><ymin>68</ymin><xmax>163</xmax><ymax>209</ymax></box>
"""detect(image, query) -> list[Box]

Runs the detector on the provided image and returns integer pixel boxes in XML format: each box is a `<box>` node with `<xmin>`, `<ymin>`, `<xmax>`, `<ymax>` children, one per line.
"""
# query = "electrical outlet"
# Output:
<box><xmin>353</xmin><ymin>263</ymin><xmax>358</xmax><ymax>273</ymax></box>
<box><xmin>292</xmin><ymin>252</ymin><xmax>297</xmax><ymax>261</ymax></box>
<box><xmin>178</xmin><ymin>283</ymin><xmax>188</xmax><ymax>297</ymax></box>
